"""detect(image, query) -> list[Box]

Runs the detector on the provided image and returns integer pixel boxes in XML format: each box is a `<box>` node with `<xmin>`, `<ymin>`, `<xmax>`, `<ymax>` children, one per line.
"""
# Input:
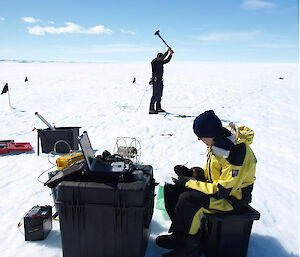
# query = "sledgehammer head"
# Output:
<box><xmin>154</xmin><ymin>30</ymin><xmax>160</xmax><ymax>36</ymax></box>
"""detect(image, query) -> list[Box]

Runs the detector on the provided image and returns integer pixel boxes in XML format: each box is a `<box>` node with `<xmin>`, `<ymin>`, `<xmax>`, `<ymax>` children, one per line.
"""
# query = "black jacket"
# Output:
<box><xmin>151</xmin><ymin>51</ymin><xmax>172</xmax><ymax>80</ymax></box>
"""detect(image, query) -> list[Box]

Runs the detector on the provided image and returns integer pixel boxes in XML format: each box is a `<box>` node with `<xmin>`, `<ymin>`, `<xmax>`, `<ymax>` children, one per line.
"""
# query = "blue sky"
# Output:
<box><xmin>0</xmin><ymin>0</ymin><xmax>298</xmax><ymax>62</ymax></box>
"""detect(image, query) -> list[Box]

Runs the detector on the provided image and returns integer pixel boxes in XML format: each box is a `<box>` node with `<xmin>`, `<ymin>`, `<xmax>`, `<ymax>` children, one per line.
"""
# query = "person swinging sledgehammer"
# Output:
<box><xmin>149</xmin><ymin>47</ymin><xmax>173</xmax><ymax>114</ymax></box>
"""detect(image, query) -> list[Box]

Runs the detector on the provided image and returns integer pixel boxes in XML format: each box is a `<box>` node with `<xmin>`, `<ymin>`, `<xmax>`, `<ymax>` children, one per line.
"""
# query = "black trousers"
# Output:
<box><xmin>150</xmin><ymin>79</ymin><xmax>164</xmax><ymax>110</ymax></box>
<box><xmin>164</xmin><ymin>184</ymin><xmax>210</xmax><ymax>235</ymax></box>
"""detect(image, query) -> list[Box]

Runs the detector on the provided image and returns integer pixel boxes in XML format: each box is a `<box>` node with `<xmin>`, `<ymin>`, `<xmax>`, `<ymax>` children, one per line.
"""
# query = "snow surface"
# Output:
<box><xmin>0</xmin><ymin>61</ymin><xmax>298</xmax><ymax>257</ymax></box>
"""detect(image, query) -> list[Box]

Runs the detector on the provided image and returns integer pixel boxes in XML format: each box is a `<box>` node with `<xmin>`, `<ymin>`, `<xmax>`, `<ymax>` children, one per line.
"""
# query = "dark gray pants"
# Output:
<box><xmin>150</xmin><ymin>79</ymin><xmax>163</xmax><ymax>110</ymax></box>
<box><xmin>164</xmin><ymin>184</ymin><xmax>210</xmax><ymax>234</ymax></box>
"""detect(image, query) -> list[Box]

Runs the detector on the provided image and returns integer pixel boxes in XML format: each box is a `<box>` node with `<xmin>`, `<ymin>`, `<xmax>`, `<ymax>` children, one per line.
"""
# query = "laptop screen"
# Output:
<box><xmin>78</xmin><ymin>132</ymin><xmax>95</xmax><ymax>170</ymax></box>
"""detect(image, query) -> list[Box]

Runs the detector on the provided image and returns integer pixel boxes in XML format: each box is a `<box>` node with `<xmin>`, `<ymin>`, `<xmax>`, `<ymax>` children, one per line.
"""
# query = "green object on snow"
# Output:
<box><xmin>156</xmin><ymin>184</ymin><xmax>166</xmax><ymax>210</ymax></box>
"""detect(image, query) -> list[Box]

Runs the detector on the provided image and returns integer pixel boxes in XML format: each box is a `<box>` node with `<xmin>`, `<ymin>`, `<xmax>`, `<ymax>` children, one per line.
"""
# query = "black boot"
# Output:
<box><xmin>149</xmin><ymin>109</ymin><xmax>159</xmax><ymax>114</ymax></box>
<box><xmin>156</xmin><ymin>232</ymin><xmax>185</xmax><ymax>249</ymax></box>
<box><xmin>161</xmin><ymin>235</ymin><xmax>202</xmax><ymax>257</ymax></box>
<box><xmin>156</xmin><ymin>103</ymin><xmax>166</xmax><ymax>113</ymax></box>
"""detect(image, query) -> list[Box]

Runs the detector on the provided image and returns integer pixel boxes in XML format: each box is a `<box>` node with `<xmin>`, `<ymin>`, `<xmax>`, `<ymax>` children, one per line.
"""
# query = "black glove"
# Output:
<box><xmin>172</xmin><ymin>176</ymin><xmax>190</xmax><ymax>188</ymax></box>
<box><xmin>174</xmin><ymin>165</ymin><xmax>193</xmax><ymax>177</ymax></box>
<box><xmin>191</xmin><ymin>167</ymin><xmax>205</xmax><ymax>181</ymax></box>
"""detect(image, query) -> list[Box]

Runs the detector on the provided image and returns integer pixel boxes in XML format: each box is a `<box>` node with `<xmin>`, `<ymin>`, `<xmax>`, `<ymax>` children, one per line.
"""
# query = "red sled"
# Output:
<box><xmin>0</xmin><ymin>142</ymin><xmax>33</xmax><ymax>154</ymax></box>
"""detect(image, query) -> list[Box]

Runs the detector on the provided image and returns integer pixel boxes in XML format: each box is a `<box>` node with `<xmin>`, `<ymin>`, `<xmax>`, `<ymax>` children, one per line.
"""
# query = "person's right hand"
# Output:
<box><xmin>174</xmin><ymin>165</ymin><xmax>192</xmax><ymax>177</ymax></box>
<box><xmin>172</xmin><ymin>176</ymin><xmax>189</xmax><ymax>188</ymax></box>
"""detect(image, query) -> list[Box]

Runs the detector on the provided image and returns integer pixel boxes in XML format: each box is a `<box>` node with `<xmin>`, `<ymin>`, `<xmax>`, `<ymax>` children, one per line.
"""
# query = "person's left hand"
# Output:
<box><xmin>168</xmin><ymin>47</ymin><xmax>174</xmax><ymax>55</ymax></box>
<box><xmin>172</xmin><ymin>176</ymin><xmax>190</xmax><ymax>188</ymax></box>
<box><xmin>174</xmin><ymin>165</ymin><xmax>192</xmax><ymax>177</ymax></box>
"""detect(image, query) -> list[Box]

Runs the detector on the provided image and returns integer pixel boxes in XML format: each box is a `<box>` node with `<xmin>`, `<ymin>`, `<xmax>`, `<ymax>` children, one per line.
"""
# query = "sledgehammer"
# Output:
<box><xmin>154</xmin><ymin>30</ymin><xmax>174</xmax><ymax>53</ymax></box>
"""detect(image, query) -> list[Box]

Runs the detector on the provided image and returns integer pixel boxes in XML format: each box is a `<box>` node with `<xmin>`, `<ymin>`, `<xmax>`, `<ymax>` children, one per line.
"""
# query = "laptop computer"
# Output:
<box><xmin>78</xmin><ymin>131</ymin><xmax>126</xmax><ymax>173</ymax></box>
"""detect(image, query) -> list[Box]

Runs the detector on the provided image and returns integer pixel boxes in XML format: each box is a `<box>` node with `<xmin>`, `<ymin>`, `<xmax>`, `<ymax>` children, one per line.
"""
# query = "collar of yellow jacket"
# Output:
<box><xmin>226</xmin><ymin>122</ymin><xmax>254</xmax><ymax>146</ymax></box>
<box><xmin>237</xmin><ymin>126</ymin><xmax>254</xmax><ymax>145</ymax></box>
<box><xmin>211</xmin><ymin>124</ymin><xmax>254</xmax><ymax>158</ymax></box>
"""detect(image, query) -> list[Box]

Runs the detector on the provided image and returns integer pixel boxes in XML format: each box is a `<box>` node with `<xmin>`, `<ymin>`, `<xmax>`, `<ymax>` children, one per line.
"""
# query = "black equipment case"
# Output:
<box><xmin>204</xmin><ymin>205</ymin><xmax>260</xmax><ymax>257</ymax></box>
<box><xmin>37</xmin><ymin>127</ymin><xmax>80</xmax><ymax>154</ymax></box>
<box><xmin>55</xmin><ymin>165</ymin><xmax>155</xmax><ymax>257</ymax></box>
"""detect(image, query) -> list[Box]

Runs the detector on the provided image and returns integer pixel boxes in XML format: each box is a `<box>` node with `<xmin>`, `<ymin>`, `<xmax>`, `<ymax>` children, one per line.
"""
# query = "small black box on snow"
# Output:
<box><xmin>24</xmin><ymin>205</ymin><xmax>52</xmax><ymax>241</ymax></box>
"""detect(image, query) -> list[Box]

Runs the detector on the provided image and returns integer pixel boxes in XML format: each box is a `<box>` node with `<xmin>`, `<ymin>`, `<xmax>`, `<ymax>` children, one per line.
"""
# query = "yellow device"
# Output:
<box><xmin>56</xmin><ymin>152</ymin><xmax>84</xmax><ymax>170</ymax></box>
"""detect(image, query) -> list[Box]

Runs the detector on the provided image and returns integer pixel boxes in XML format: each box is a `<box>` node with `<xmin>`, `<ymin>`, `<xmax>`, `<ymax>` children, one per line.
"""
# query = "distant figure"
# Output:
<box><xmin>133</xmin><ymin>77</ymin><xmax>136</xmax><ymax>84</ymax></box>
<box><xmin>279</xmin><ymin>77</ymin><xmax>284</xmax><ymax>80</ymax></box>
<box><xmin>25</xmin><ymin>77</ymin><xmax>28</xmax><ymax>82</ymax></box>
<box><xmin>149</xmin><ymin>48</ymin><xmax>173</xmax><ymax>114</ymax></box>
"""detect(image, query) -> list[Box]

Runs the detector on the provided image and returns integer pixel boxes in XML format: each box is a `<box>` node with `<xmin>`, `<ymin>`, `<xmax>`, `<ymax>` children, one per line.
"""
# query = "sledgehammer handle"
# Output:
<box><xmin>155</xmin><ymin>30</ymin><xmax>174</xmax><ymax>53</ymax></box>
<box><xmin>35</xmin><ymin>112</ymin><xmax>56</xmax><ymax>131</ymax></box>
<box><xmin>158</xmin><ymin>34</ymin><xmax>171</xmax><ymax>49</ymax></box>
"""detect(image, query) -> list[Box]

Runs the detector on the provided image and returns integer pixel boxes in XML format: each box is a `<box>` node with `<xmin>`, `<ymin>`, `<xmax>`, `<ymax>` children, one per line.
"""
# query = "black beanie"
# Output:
<box><xmin>193</xmin><ymin>110</ymin><xmax>222</xmax><ymax>138</ymax></box>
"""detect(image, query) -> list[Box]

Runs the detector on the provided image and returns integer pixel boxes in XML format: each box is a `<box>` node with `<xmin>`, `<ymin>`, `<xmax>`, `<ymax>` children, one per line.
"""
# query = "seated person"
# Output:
<box><xmin>156</xmin><ymin>110</ymin><xmax>257</xmax><ymax>257</ymax></box>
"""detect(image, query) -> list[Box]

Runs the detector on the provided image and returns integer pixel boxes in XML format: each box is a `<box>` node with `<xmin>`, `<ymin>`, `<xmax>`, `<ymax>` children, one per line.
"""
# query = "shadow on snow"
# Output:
<box><xmin>24</xmin><ymin>221</ymin><xmax>298</xmax><ymax>257</ymax></box>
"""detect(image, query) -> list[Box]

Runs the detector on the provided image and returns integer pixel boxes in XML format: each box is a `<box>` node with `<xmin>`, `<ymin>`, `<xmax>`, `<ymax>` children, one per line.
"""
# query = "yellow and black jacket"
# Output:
<box><xmin>182</xmin><ymin>125</ymin><xmax>257</xmax><ymax>235</ymax></box>
<box><xmin>186</xmin><ymin>125</ymin><xmax>257</xmax><ymax>208</ymax></box>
